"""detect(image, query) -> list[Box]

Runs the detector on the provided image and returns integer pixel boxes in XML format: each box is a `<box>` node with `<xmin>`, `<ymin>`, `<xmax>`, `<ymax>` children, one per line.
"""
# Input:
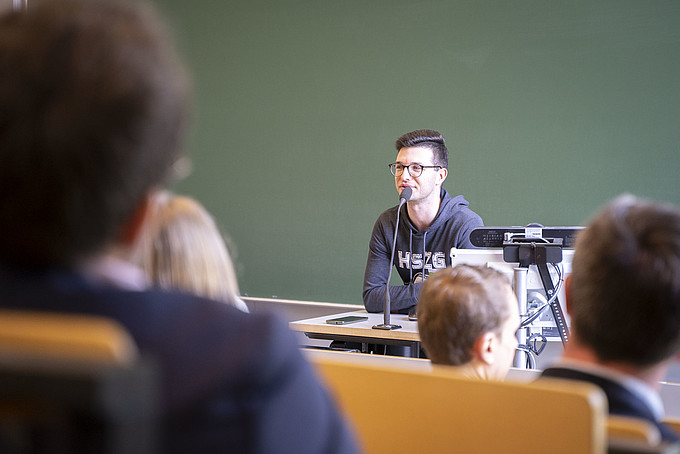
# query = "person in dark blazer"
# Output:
<box><xmin>0</xmin><ymin>1</ymin><xmax>358</xmax><ymax>452</ymax></box>
<box><xmin>541</xmin><ymin>194</ymin><xmax>680</xmax><ymax>443</ymax></box>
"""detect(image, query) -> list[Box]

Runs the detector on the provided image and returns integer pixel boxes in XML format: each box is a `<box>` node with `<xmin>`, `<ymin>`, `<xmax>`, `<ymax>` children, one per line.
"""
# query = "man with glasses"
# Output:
<box><xmin>363</xmin><ymin>129</ymin><xmax>483</xmax><ymax>314</ymax></box>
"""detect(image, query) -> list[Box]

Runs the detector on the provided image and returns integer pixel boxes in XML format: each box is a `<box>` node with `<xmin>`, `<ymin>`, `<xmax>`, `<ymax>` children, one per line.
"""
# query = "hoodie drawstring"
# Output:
<box><xmin>422</xmin><ymin>231</ymin><xmax>427</xmax><ymax>279</ymax></box>
<box><xmin>408</xmin><ymin>230</ymin><xmax>413</xmax><ymax>283</ymax></box>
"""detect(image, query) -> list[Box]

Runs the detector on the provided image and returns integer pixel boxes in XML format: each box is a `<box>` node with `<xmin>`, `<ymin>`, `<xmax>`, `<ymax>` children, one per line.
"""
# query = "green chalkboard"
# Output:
<box><xmin>155</xmin><ymin>0</ymin><xmax>680</xmax><ymax>305</ymax></box>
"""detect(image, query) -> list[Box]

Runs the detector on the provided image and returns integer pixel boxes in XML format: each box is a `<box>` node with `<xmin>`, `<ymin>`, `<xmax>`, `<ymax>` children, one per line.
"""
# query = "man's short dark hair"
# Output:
<box><xmin>0</xmin><ymin>0</ymin><xmax>190</xmax><ymax>269</ymax></box>
<box><xmin>417</xmin><ymin>264</ymin><xmax>513</xmax><ymax>366</ymax></box>
<box><xmin>569</xmin><ymin>194</ymin><xmax>680</xmax><ymax>367</ymax></box>
<box><xmin>395</xmin><ymin>129</ymin><xmax>448</xmax><ymax>168</ymax></box>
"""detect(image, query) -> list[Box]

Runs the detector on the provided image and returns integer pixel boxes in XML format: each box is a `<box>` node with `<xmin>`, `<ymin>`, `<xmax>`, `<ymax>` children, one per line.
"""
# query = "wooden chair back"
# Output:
<box><xmin>607</xmin><ymin>415</ymin><xmax>662</xmax><ymax>445</ymax></box>
<box><xmin>662</xmin><ymin>418</ymin><xmax>680</xmax><ymax>436</ymax></box>
<box><xmin>0</xmin><ymin>309</ymin><xmax>156</xmax><ymax>454</ymax></box>
<box><xmin>0</xmin><ymin>309</ymin><xmax>138</xmax><ymax>364</ymax></box>
<box><xmin>309</xmin><ymin>350</ymin><xmax>608</xmax><ymax>454</ymax></box>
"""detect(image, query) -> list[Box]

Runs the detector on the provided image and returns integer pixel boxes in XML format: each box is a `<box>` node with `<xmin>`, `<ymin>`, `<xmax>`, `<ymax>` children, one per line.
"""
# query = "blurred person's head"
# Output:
<box><xmin>0</xmin><ymin>0</ymin><xmax>190</xmax><ymax>270</ymax></box>
<box><xmin>418</xmin><ymin>264</ymin><xmax>519</xmax><ymax>380</ymax></box>
<box><xmin>566</xmin><ymin>194</ymin><xmax>680</xmax><ymax>377</ymax></box>
<box><xmin>135</xmin><ymin>192</ymin><xmax>247</xmax><ymax>312</ymax></box>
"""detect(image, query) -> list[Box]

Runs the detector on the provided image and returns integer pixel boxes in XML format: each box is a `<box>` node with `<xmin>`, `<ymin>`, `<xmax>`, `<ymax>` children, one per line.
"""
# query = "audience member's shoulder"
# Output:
<box><xmin>102</xmin><ymin>287</ymin><xmax>283</xmax><ymax>356</ymax></box>
<box><xmin>124</xmin><ymin>289</ymin><xmax>298</xmax><ymax>392</ymax></box>
<box><xmin>176</xmin><ymin>290</ymin><xmax>296</xmax><ymax>355</ymax></box>
<box><xmin>140</xmin><ymin>287</ymin><xmax>278</xmax><ymax>338</ymax></box>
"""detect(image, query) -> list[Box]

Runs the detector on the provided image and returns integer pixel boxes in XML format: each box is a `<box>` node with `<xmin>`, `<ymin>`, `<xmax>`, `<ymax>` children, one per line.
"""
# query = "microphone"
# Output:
<box><xmin>373</xmin><ymin>187</ymin><xmax>412</xmax><ymax>331</ymax></box>
<box><xmin>399</xmin><ymin>186</ymin><xmax>412</xmax><ymax>203</ymax></box>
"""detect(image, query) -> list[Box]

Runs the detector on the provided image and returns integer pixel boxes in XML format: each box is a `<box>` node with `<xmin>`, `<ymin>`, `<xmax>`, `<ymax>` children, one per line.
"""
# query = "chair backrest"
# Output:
<box><xmin>608</xmin><ymin>439</ymin><xmax>680</xmax><ymax>454</ymax></box>
<box><xmin>607</xmin><ymin>418</ymin><xmax>680</xmax><ymax>454</ymax></box>
<box><xmin>608</xmin><ymin>415</ymin><xmax>662</xmax><ymax>445</ymax></box>
<box><xmin>0</xmin><ymin>309</ymin><xmax>138</xmax><ymax>364</ymax></box>
<box><xmin>0</xmin><ymin>310</ymin><xmax>157</xmax><ymax>454</ymax></box>
<box><xmin>303</xmin><ymin>347</ymin><xmax>433</xmax><ymax>371</ymax></box>
<box><xmin>309</xmin><ymin>350</ymin><xmax>608</xmax><ymax>454</ymax></box>
<box><xmin>663</xmin><ymin>418</ymin><xmax>680</xmax><ymax>435</ymax></box>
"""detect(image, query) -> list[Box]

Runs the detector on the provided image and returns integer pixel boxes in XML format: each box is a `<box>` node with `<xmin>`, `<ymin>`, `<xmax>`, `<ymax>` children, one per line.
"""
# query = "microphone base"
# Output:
<box><xmin>372</xmin><ymin>323</ymin><xmax>402</xmax><ymax>330</ymax></box>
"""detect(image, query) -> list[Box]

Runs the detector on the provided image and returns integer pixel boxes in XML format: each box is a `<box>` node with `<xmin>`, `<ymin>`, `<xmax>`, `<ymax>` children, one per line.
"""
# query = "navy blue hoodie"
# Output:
<box><xmin>363</xmin><ymin>188</ymin><xmax>483</xmax><ymax>313</ymax></box>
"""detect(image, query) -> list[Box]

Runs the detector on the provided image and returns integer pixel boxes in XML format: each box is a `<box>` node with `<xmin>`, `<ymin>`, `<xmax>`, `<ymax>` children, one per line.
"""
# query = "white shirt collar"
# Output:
<box><xmin>79</xmin><ymin>254</ymin><xmax>149</xmax><ymax>291</ymax></box>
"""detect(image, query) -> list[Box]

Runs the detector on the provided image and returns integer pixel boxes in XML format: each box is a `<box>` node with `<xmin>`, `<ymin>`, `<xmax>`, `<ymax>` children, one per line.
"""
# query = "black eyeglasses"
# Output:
<box><xmin>388</xmin><ymin>163</ymin><xmax>442</xmax><ymax>178</ymax></box>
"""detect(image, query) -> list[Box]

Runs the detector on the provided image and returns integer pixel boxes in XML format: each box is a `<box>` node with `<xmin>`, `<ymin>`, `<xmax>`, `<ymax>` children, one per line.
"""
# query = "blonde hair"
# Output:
<box><xmin>136</xmin><ymin>191</ymin><xmax>247</xmax><ymax>311</ymax></box>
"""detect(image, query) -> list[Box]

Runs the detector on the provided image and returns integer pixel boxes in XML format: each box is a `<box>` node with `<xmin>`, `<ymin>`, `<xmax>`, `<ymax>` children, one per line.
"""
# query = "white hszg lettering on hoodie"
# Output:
<box><xmin>397</xmin><ymin>251</ymin><xmax>446</xmax><ymax>272</ymax></box>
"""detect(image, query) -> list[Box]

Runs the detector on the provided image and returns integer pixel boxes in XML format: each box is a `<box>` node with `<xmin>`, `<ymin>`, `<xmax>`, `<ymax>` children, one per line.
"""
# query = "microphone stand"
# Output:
<box><xmin>373</xmin><ymin>188</ymin><xmax>411</xmax><ymax>331</ymax></box>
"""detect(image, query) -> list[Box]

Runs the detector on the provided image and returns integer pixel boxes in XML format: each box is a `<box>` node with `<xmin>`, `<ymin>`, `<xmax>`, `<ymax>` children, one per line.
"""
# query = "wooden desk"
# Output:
<box><xmin>289</xmin><ymin>311</ymin><xmax>421</xmax><ymax>357</ymax></box>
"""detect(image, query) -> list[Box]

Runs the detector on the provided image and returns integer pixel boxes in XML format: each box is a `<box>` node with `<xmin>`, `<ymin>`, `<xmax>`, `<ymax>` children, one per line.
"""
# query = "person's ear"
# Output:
<box><xmin>436</xmin><ymin>167</ymin><xmax>448</xmax><ymax>186</ymax></box>
<box><xmin>117</xmin><ymin>192</ymin><xmax>154</xmax><ymax>247</ymax></box>
<box><xmin>473</xmin><ymin>331</ymin><xmax>496</xmax><ymax>365</ymax></box>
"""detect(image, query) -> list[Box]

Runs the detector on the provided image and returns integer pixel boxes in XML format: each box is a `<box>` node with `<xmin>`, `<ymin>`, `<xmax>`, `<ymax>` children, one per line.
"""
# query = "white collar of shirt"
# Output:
<box><xmin>79</xmin><ymin>255</ymin><xmax>149</xmax><ymax>291</ymax></box>
<box><xmin>553</xmin><ymin>358</ymin><xmax>665</xmax><ymax>420</ymax></box>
